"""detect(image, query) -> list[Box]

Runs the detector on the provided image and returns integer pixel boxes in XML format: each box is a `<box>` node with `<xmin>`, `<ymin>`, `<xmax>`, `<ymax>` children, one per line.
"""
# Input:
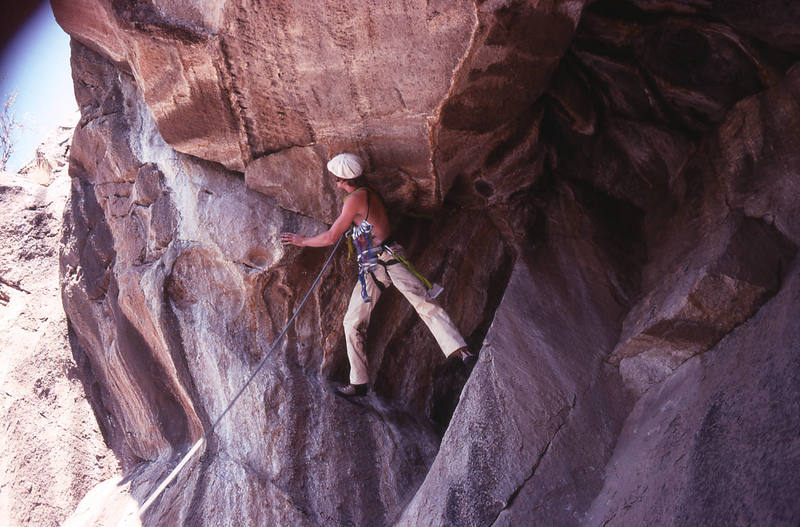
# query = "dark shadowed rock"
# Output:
<box><xmin>398</xmin><ymin>183</ymin><xmax>636</xmax><ymax>526</ymax></box>
<box><xmin>609</xmin><ymin>64</ymin><xmax>800</xmax><ymax>396</ymax></box>
<box><xmin>587</xmin><ymin>257</ymin><xmax>800</xmax><ymax>526</ymax></box>
<box><xmin>714</xmin><ymin>0</ymin><xmax>800</xmax><ymax>55</ymax></box>
<box><xmin>611</xmin><ymin>213</ymin><xmax>796</xmax><ymax>395</ymax></box>
<box><xmin>432</xmin><ymin>1</ymin><xmax>585</xmax><ymax>208</ymax></box>
<box><xmin>586</xmin><ymin>44</ymin><xmax>800</xmax><ymax>525</ymax></box>
<box><xmin>717</xmin><ymin>63</ymin><xmax>800</xmax><ymax>244</ymax></box>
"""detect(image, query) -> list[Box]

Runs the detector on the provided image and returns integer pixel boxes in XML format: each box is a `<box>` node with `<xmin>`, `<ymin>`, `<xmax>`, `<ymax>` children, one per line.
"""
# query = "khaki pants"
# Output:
<box><xmin>343</xmin><ymin>243</ymin><xmax>467</xmax><ymax>385</ymax></box>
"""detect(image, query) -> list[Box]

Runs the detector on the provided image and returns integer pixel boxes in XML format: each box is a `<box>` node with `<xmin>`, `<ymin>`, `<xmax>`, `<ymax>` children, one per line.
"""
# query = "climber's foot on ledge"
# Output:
<box><xmin>456</xmin><ymin>347</ymin><xmax>478</xmax><ymax>371</ymax></box>
<box><xmin>335</xmin><ymin>383</ymin><xmax>369</xmax><ymax>397</ymax></box>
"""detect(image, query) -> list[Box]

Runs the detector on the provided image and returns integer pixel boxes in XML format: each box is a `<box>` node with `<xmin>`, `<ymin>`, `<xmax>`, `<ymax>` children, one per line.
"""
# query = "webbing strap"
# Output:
<box><xmin>386</xmin><ymin>251</ymin><xmax>433</xmax><ymax>290</ymax></box>
<box><xmin>344</xmin><ymin>187</ymin><xmax>370</xmax><ymax>261</ymax></box>
<box><xmin>369</xmin><ymin>270</ymin><xmax>387</xmax><ymax>291</ymax></box>
<box><xmin>138</xmin><ymin>234</ymin><xmax>344</xmax><ymax>515</ymax></box>
<box><xmin>343</xmin><ymin>186</ymin><xmax>370</xmax><ymax>202</ymax></box>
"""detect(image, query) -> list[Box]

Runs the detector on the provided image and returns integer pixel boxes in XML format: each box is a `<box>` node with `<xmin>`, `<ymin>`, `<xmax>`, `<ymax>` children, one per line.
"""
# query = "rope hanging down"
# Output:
<box><xmin>138</xmin><ymin>234</ymin><xmax>344</xmax><ymax>515</ymax></box>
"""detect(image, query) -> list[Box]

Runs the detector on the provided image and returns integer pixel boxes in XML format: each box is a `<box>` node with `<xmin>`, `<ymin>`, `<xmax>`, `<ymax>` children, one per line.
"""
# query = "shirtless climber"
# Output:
<box><xmin>280</xmin><ymin>153</ymin><xmax>476</xmax><ymax>397</ymax></box>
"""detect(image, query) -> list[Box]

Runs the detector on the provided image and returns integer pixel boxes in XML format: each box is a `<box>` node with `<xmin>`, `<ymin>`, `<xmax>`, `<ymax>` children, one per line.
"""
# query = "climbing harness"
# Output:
<box><xmin>344</xmin><ymin>187</ymin><xmax>442</xmax><ymax>302</ymax></box>
<box><xmin>138</xmin><ymin>234</ymin><xmax>344</xmax><ymax>515</ymax></box>
<box><xmin>352</xmin><ymin>221</ymin><xmax>382</xmax><ymax>302</ymax></box>
<box><xmin>345</xmin><ymin>187</ymin><xmax>383</xmax><ymax>302</ymax></box>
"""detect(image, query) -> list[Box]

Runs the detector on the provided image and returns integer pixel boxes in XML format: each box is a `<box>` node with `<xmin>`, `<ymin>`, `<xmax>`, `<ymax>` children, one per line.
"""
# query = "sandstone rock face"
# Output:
<box><xmin>40</xmin><ymin>0</ymin><xmax>800</xmax><ymax>525</ymax></box>
<box><xmin>52</xmin><ymin>0</ymin><xmax>588</xmax><ymax>214</ymax></box>
<box><xmin>52</xmin><ymin>0</ymin><xmax>478</xmax><ymax>206</ymax></box>
<box><xmin>0</xmin><ymin>130</ymin><xmax>118</xmax><ymax>527</ymax></box>
<box><xmin>245</xmin><ymin>145</ymin><xmax>339</xmax><ymax>223</ymax></box>
<box><xmin>58</xmin><ymin>38</ymin><xmax>506</xmax><ymax>527</ymax></box>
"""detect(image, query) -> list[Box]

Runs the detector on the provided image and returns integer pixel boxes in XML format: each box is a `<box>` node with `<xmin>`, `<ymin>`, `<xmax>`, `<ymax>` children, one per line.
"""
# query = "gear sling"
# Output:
<box><xmin>346</xmin><ymin>188</ymin><xmax>438</xmax><ymax>302</ymax></box>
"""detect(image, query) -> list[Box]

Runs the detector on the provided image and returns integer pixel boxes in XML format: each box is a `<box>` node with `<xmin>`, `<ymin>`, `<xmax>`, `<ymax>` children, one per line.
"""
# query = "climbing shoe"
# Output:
<box><xmin>336</xmin><ymin>383</ymin><xmax>368</xmax><ymax>397</ymax></box>
<box><xmin>460</xmin><ymin>348</ymin><xmax>478</xmax><ymax>371</ymax></box>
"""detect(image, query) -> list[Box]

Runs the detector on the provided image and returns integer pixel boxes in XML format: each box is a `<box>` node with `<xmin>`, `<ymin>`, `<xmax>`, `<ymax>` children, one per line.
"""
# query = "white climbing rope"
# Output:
<box><xmin>137</xmin><ymin>234</ymin><xmax>344</xmax><ymax>515</ymax></box>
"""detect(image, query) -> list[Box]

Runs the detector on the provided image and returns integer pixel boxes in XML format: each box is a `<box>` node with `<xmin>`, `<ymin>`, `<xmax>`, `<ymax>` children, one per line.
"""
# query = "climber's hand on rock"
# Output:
<box><xmin>281</xmin><ymin>232</ymin><xmax>306</xmax><ymax>246</ymax></box>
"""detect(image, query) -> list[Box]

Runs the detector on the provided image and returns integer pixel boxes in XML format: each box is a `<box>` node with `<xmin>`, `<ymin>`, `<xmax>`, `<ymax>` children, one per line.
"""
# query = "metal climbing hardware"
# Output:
<box><xmin>345</xmin><ymin>186</ymin><xmax>383</xmax><ymax>303</ymax></box>
<box><xmin>351</xmin><ymin>220</ymin><xmax>382</xmax><ymax>302</ymax></box>
<box><xmin>345</xmin><ymin>186</ymin><xmax>443</xmax><ymax>302</ymax></box>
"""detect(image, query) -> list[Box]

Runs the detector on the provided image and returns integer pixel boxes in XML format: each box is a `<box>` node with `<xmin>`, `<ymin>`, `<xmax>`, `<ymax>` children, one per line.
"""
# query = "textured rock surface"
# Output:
<box><xmin>398</xmin><ymin>183</ymin><xmax>635</xmax><ymax>526</ymax></box>
<box><xmin>584</xmin><ymin>60</ymin><xmax>800</xmax><ymax>525</ymax></box>
<box><xmin>52</xmin><ymin>0</ymin><xmax>479</xmax><ymax>207</ymax></box>
<box><xmin>431</xmin><ymin>0</ymin><xmax>585</xmax><ymax>206</ymax></box>
<box><xmin>0</xmin><ymin>129</ymin><xmax>119</xmax><ymax>527</ymax></box>
<box><xmin>610</xmin><ymin>62</ymin><xmax>800</xmax><ymax>395</ymax></box>
<box><xmin>31</xmin><ymin>0</ymin><xmax>800</xmax><ymax>525</ymax></box>
<box><xmin>58</xmin><ymin>37</ymin><xmax>504</xmax><ymax>527</ymax></box>
<box><xmin>611</xmin><ymin>213</ymin><xmax>796</xmax><ymax>395</ymax></box>
<box><xmin>587</xmin><ymin>258</ymin><xmax>800</xmax><ymax>526</ymax></box>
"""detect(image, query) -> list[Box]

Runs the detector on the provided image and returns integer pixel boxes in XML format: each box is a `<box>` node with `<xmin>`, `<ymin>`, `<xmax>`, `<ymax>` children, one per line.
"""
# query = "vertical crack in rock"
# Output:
<box><xmin>489</xmin><ymin>397</ymin><xmax>576</xmax><ymax>526</ymax></box>
<box><xmin>429</xmin><ymin>0</ymin><xmax>481</xmax><ymax>204</ymax></box>
<box><xmin>217</xmin><ymin>35</ymin><xmax>258</xmax><ymax>171</ymax></box>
